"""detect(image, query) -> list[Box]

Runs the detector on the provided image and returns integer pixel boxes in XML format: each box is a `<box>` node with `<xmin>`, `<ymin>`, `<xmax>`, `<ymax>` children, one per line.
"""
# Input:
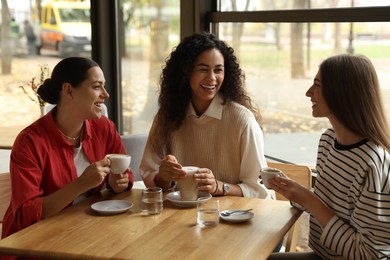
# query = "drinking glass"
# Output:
<box><xmin>197</xmin><ymin>198</ymin><xmax>219</xmax><ymax>227</ymax></box>
<box><xmin>141</xmin><ymin>187</ymin><xmax>163</xmax><ymax>215</ymax></box>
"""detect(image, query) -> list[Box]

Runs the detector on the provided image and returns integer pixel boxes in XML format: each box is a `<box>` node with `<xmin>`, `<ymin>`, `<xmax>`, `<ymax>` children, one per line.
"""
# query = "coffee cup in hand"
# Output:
<box><xmin>261</xmin><ymin>167</ymin><xmax>282</xmax><ymax>189</ymax></box>
<box><xmin>107</xmin><ymin>154</ymin><xmax>131</xmax><ymax>174</ymax></box>
<box><xmin>178</xmin><ymin>166</ymin><xmax>199</xmax><ymax>201</ymax></box>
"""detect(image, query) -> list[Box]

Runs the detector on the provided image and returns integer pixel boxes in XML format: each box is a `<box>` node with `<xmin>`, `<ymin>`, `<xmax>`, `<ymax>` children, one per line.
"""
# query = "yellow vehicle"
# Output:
<box><xmin>39</xmin><ymin>0</ymin><xmax>91</xmax><ymax>57</ymax></box>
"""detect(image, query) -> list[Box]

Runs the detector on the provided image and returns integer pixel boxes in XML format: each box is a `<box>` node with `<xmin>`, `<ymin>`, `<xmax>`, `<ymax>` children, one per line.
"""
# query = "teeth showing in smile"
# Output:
<box><xmin>201</xmin><ymin>84</ymin><xmax>215</xmax><ymax>90</ymax></box>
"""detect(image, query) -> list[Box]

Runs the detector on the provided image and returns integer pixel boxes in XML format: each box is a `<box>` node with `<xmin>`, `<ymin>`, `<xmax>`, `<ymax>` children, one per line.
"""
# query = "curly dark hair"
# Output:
<box><xmin>150</xmin><ymin>32</ymin><xmax>260</xmax><ymax>156</ymax></box>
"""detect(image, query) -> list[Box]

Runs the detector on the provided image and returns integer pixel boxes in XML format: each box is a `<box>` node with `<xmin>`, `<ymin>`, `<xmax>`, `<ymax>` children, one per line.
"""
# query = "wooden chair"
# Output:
<box><xmin>0</xmin><ymin>172</ymin><xmax>11</xmax><ymax>236</ymax></box>
<box><xmin>267</xmin><ymin>162</ymin><xmax>312</xmax><ymax>252</ymax></box>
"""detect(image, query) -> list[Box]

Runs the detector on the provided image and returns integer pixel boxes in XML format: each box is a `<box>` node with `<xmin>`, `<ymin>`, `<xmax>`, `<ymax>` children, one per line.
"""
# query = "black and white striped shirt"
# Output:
<box><xmin>310</xmin><ymin>128</ymin><xmax>390</xmax><ymax>260</ymax></box>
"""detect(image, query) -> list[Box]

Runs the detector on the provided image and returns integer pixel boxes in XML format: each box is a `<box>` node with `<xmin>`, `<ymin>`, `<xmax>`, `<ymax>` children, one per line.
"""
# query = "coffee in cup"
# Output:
<box><xmin>260</xmin><ymin>167</ymin><xmax>282</xmax><ymax>189</ymax></box>
<box><xmin>178</xmin><ymin>166</ymin><xmax>199</xmax><ymax>201</ymax></box>
<box><xmin>107</xmin><ymin>154</ymin><xmax>131</xmax><ymax>174</ymax></box>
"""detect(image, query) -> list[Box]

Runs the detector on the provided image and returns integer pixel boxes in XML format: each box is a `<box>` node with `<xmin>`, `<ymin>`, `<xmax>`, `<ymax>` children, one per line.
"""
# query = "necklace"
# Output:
<box><xmin>58</xmin><ymin>128</ymin><xmax>82</xmax><ymax>141</ymax></box>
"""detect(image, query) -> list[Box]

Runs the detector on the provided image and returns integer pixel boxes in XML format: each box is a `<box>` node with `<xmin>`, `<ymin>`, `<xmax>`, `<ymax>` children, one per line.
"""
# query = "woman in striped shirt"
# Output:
<box><xmin>268</xmin><ymin>54</ymin><xmax>390</xmax><ymax>260</ymax></box>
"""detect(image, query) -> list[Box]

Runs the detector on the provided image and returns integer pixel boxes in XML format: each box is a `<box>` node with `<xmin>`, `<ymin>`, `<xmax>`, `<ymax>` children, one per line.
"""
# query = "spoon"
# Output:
<box><xmin>220</xmin><ymin>208</ymin><xmax>253</xmax><ymax>216</ymax></box>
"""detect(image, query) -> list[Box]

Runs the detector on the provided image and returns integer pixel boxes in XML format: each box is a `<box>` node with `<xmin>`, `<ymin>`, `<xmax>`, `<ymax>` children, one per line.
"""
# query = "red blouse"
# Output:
<box><xmin>2</xmin><ymin>108</ymin><xmax>134</xmax><ymax>238</ymax></box>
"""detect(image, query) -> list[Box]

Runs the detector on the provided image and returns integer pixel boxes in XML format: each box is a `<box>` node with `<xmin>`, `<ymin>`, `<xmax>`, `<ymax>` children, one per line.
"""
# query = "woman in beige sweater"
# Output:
<box><xmin>140</xmin><ymin>32</ymin><xmax>272</xmax><ymax>199</ymax></box>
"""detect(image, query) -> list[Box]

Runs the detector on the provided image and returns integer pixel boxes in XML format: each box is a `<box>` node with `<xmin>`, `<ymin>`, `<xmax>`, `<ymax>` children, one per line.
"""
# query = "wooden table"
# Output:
<box><xmin>0</xmin><ymin>126</ymin><xmax>25</xmax><ymax>149</ymax></box>
<box><xmin>0</xmin><ymin>189</ymin><xmax>301</xmax><ymax>260</ymax></box>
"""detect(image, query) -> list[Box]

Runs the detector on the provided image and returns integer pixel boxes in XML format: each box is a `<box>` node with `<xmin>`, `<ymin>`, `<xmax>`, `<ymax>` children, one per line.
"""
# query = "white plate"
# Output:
<box><xmin>91</xmin><ymin>200</ymin><xmax>133</xmax><ymax>215</ymax></box>
<box><xmin>166</xmin><ymin>191</ymin><xmax>212</xmax><ymax>208</ymax></box>
<box><xmin>219</xmin><ymin>210</ymin><xmax>255</xmax><ymax>223</ymax></box>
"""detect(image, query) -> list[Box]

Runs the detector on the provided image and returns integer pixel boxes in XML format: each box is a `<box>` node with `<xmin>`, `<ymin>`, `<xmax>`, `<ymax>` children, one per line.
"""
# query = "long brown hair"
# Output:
<box><xmin>320</xmin><ymin>54</ymin><xmax>390</xmax><ymax>151</ymax></box>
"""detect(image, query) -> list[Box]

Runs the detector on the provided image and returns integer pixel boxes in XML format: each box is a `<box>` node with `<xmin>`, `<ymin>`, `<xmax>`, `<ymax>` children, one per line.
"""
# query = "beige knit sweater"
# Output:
<box><xmin>141</xmin><ymin>96</ymin><xmax>271</xmax><ymax>198</ymax></box>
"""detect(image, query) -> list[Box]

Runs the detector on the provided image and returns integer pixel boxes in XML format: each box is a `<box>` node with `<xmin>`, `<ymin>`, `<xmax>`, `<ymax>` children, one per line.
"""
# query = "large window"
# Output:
<box><xmin>0</xmin><ymin>0</ymin><xmax>389</xmax><ymax>171</ymax></box>
<box><xmin>120</xmin><ymin>1</ymin><xmax>180</xmax><ymax>135</ymax></box>
<box><xmin>0</xmin><ymin>0</ymin><xmax>91</xmax><ymax>128</ymax></box>
<box><xmin>217</xmin><ymin>20</ymin><xmax>389</xmax><ymax>165</ymax></box>
<box><xmin>207</xmin><ymin>0</ymin><xmax>390</xmax><ymax>165</ymax></box>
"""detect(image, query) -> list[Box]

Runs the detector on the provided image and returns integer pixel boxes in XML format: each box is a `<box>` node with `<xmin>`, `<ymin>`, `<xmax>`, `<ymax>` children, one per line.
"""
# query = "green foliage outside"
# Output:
<box><xmin>239</xmin><ymin>44</ymin><xmax>390</xmax><ymax>69</ymax></box>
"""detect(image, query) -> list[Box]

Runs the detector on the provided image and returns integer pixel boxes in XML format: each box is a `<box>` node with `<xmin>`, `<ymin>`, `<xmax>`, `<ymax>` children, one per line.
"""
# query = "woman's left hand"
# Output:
<box><xmin>267</xmin><ymin>174</ymin><xmax>310</xmax><ymax>205</ymax></box>
<box><xmin>194</xmin><ymin>168</ymin><xmax>217</xmax><ymax>194</ymax></box>
<box><xmin>108</xmin><ymin>169</ymin><xmax>130</xmax><ymax>193</ymax></box>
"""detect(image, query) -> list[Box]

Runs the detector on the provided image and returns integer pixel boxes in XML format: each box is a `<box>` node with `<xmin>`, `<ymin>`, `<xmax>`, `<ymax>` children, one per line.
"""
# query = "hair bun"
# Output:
<box><xmin>37</xmin><ymin>78</ymin><xmax>59</xmax><ymax>104</ymax></box>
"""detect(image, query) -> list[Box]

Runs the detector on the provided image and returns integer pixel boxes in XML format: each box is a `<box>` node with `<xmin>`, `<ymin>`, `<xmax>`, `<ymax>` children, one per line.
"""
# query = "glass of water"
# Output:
<box><xmin>197</xmin><ymin>198</ymin><xmax>219</xmax><ymax>227</ymax></box>
<box><xmin>141</xmin><ymin>187</ymin><xmax>163</xmax><ymax>215</ymax></box>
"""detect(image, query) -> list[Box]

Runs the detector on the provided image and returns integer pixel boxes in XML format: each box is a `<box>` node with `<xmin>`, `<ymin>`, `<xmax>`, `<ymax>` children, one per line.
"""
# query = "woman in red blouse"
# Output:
<box><xmin>2</xmin><ymin>57</ymin><xmax>134</xmax><ymax>239</ymax></box>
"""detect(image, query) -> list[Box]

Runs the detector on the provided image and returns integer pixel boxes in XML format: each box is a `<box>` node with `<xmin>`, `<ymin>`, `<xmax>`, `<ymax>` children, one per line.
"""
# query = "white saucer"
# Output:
<box><xmin>166</xmin><ymin>191</ymin><xmax>212</xmax><ymax>208</ymax></box>
<box><xmin>91</xmin><ymin>200</ymin><xmax>133</xmax><ymax>215</ymax></box>
<box><xmin>219</xmin><ymin>210</ymin><xmax>255</xmax><ymax>223</ymax></box>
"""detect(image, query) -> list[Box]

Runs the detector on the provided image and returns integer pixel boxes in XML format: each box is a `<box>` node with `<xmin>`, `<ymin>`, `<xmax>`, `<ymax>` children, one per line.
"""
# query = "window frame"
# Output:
<box><xmin>90</xmin><ymin>1</ymin><xmax>390</xmax><ymax>135</ymax></box>
<box><xmin>207</xmin><ymin>6</ymin><xmax>390</xmax><ymax>24</ymax></box>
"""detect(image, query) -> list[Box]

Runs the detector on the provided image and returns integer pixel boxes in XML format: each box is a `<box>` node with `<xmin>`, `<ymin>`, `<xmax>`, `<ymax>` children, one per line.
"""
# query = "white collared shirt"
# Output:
<box><xmin>141</xmin><ymin>94</ymin><xmax>273</xmax><ymax>199</ymax></box>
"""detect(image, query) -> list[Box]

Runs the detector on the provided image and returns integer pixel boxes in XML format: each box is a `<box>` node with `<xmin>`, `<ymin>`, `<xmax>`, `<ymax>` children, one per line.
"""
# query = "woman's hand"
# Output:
<box><xmin>77</xmin><ymin>157</ymin><xmax>111</xmax><ymax>192</ymax></box>
<box><xmin>268</xmin><ymin>174</ymin><xmax>335</xmax><ymax>228</ymax></box>
<box><xmin>194</xmin><ymin>168</ymin><xmax>217</xmax><ymax>194</ymax></box>
<box><xmin>266</xmin><ymin>173</ymin><xmax>310</xmax><ymax>206</ymax></box>
<box><xmin>43</xmin><ymin>158</ymin><xmax>110</xmax><ymax>218</ymax></box>
<box><xmin>108</xmin><ymin>170</ymin><xmax>130</xmax><ymax>193</ymax></box>
<box><xmin>158</xmin><ymin>155</ymin><xmax>185</xmax><ymax>182</ymax></box>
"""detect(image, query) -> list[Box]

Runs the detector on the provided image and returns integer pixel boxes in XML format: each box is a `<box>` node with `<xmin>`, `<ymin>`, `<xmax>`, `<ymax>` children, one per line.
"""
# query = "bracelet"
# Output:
<box><xmin>212</xmin><ymin>179</ymin><xmax>219</xmax><ymax>196</ymax></box>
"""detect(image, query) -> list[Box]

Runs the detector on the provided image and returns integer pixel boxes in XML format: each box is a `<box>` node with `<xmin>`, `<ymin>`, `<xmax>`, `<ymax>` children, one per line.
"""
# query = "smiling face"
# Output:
<box><xmin>189</xmin><ymin>48</ymin><xmax>224</xmax><ymax>115</ymax></box>
<box><xmin>71</xmin><ymin>66</ymin><xmax>109</xmax><ymax>119</ymax></box>
<box><xmin>306</xmin><ymin>70</ymin><xmax>332</xmax><ymax>119</ymax></box>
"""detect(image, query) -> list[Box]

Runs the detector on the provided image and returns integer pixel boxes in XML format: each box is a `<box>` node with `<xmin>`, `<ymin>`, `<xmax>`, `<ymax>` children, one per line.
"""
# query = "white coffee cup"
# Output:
<box><xmin>107</xmin><ymin>154</ymin><xmax>131</xmax><ymax>174</ymax></box>
<box><xmin>178</xmin><ymin>166</ymin><xmax>199</xmax><ymax>201</ymax></box>
<box><xmin>261</xmin><ymin>167</ymin><xmax>282</xmax><ymax>189</ymax></box>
